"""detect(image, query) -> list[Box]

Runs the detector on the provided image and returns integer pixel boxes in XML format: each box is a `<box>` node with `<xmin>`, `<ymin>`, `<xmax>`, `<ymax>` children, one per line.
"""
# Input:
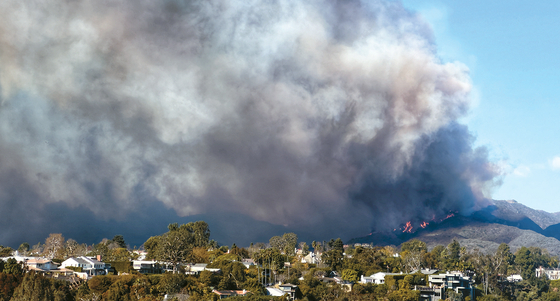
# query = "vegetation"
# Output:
<box><xmin>2</xmin><ymin>222</ymin><xmax>560</xmax><ymax>300</ymax></box>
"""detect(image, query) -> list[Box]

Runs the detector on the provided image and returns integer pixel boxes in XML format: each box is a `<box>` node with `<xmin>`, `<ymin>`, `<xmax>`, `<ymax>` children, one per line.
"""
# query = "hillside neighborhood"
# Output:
<box><xmin>2</xmin><ymin>221</ymin><xmax>560</xmax><ymax>300</ymax></box>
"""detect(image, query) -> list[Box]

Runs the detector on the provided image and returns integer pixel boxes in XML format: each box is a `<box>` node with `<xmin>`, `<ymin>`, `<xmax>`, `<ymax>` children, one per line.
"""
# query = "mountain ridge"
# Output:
<box><xmin>348</xmin><ymin>200</ymin><xmax>560</xmax><ymax>256</ymax></box>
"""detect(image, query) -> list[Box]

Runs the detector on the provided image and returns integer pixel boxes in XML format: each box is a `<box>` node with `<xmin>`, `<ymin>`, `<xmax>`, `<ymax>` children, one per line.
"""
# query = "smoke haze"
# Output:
<box><xmin>0</xmin><ymin>0</ymin><xmax>500</xmax><ymax>246</ymax></box>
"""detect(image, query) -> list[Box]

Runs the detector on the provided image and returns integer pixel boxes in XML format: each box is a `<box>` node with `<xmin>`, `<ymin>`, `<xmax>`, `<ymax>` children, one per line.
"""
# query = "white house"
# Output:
<box><xmin>301</xmin><ymin>252</ymin><xmax>319</xmax><ymax>264</ymax></box>
<box><xmin>242</xmin><ymin>258</ymin><xmax>257</xmax><ymax>269</ymax></box>
<box><xmin>185</xmin><ymin>263</ymin><xmax>221</xmax><ymax>275</ymax></box>
<box><xmin>536</xmin><ymin>267</ymin><xmax>560</xmax><ymax>280</ymax></box>
<box><xmin>507</xmin><ymin>274</ymin><xmax>523</xmax><ymax>282</ymax></box>
<box><xmin>360</xmin><ymin>272</ymin><xmax>402</xmax><ymax>284</ymax></box>
<box><xmin>60</xmin><ymin>256</ymin><xmax>111</xmax><ymax>277</ymax></box>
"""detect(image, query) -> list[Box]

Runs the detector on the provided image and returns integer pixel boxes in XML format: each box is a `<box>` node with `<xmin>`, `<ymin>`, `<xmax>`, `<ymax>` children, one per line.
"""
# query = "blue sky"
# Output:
<box><xmin>399</xmin><ymin>0</ymin><xmax>560</xmax><ymax>212</ymax></box>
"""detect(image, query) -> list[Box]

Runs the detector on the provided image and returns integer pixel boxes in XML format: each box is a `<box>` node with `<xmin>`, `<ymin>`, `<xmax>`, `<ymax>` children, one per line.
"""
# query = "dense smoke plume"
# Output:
<box><xmin>0</xmin><ymin>0</ymin><xmax>499</xmax><ymax>246</ymax></box>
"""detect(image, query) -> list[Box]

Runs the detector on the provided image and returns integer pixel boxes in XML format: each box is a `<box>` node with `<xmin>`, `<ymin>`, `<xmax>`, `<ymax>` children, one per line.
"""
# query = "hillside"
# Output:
<box><xmin>348</xmin><ymin>200</ymin><xmax>560</xmax><ymax>256</ymax></box>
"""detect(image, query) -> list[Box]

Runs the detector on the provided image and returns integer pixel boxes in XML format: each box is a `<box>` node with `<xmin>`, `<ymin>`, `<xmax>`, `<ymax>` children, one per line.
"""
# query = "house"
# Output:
<box><xmin>418</xmin><ymin>272</ymin><xmax>474</xmax><ymax>301</ymax></box>
<box><xmin>278</xmin><ymin>283</ymin><xmax>298</xmax><ymax>300</ymax></box>
<box><xmin>212</xmin><ymin>289</ymin><xmax>250</xmax><ymax>299</ymax></box>
<box><xmin>360</xmin><ymin>272</ymin><xmax>402</xmax><ymax>284</ymax></box>
<box><xmin>60</xmin><ymin>256</ymin><xmax>111</xmax><ymax>277</ymax></box>
<box><xmin>132</xmin><ymin>261</ymin><xmax>169</xmax><ymax>274</ymax></box>
<box><xmin>132</xmin><ymin>250</ymin><xmax>147</xmax><ymax>261</ymax></box>
<box><xmin>242</xmin><ymin>258</ymin><xmax>257</xmax><ymax>269</ymax></box>
<box><xmin>507</xmin><ymin>274</ymin><xmax>523</xmax><ymax>282</ymax></box>
<box><xmin>536</xmin><ymin>267</ymin><xmax>560</xmax><ymax>280</ymax></box>
<box><xmin>301</xmin><ymin>252</ymin><xmax>319</xmax><ymax>264</ymax></box>
<box><xmin>266</xmin><ymin>287</ymin><xmax>286</xmax><ymax>297</ymax></box>
<box><xmin>185</xmin><ymin>263</ymin><xmax>221</xmax><ymax>275</ymax></box>
<box><xmin>25</xmin><ymin>258</ymin><xmax>59</xmax><ymax>272</ymax></box>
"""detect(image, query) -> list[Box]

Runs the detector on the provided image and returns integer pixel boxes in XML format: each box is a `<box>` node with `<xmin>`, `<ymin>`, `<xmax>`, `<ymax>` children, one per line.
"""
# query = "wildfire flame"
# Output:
<box><xmin>402</xmin><ymin>221</ymin><xmax>413</xmax><ymax>233</ymax></box>
<box><xmin>394</xmin><ymin>211</ymin><xmax>457</xmax><ymax>233</ymax></box>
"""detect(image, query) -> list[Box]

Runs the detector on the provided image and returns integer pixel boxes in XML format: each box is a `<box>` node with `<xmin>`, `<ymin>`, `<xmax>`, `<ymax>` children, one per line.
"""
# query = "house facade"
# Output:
<box><xmin>360</xmin><ymin>272</ymin><xmax>402</xmax><ymax>285</ymax></box>
<box><xmin>60</xmin><ymin>256</ymin><xmax>111</xmax><ymax>277</ymax></box>
<box><xmin>418</xmin><ymin>272</ymin><xmax>474</xmax><ymax>301</ymax></box>
<box><xmin>536</xmin><ymin>267</ymin><xmax>560</xmax><ymax>280</ymax></box>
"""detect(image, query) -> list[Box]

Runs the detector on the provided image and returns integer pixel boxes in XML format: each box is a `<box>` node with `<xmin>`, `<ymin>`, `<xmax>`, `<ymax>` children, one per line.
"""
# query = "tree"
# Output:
<box><xmin>0</xmin><ymin>272</ymin><xmax>21</xmax><ymax>301</ymax></box>
<box><xmin>17</xmin><ymin>243</ymin><xmax>29</xmax><ymax>255</ymax></box>
<box><xmin>299</xmin><ymin>242</ymin><xmax>309</xmax><ymax>256</ymax></box>
<box><xmin>112</xmin><ymin>235</ymin><xmax>127</xmax><ymax>249</ymax></box>
<box><xmin>64</xmin><ymin>239</ymin><xmax>86</xmax><ymax>259</ymax></box>
<box><xmin>341</xmin><ymin>269</ymin><xmax>359</xmax><ymax>282</ymax></box>
<box><xmin>322</xmin><ymin>249</ymin><xmax>344</xmax><ymax>271</ymax></box>
<box><xmin>143</xmin><ymin>221</ymin><xmax>210</xmax><ymax>273</ymax></box>
<box><xmin>494</xmin><ymin>243</ymin><xmax>513</xmax><ymax>276</ymax></box>
<box><xmin>282</xmin><ymin>233</ymin><xmax>298</xmax><ymax>256</ymax></box>
<box><xmin>331</xmin><ymin>238</ymin><xmax>344</xmax><ymax>252</ymax></box>
<box><xmin>0</xmin><ymin>246</ymin><xmax>13</xmax><ymax>257</ymax></box>
<box><xmin>444</xmin><ymin>239</ymin><xmax>461</xmax><ymax>270</ymax></box>
<box><xmin>11</xmin><ymin>272</ymin><xmax>72</xmax><ymax>301</ymax></box>
<box><xmin>402</xmin><ymin>249</ymin><xmax>423</xmax><ymax>273</ymax></box>
<box><xmin>160</xmin><ymin>223</ymin><xmax>195</xmax><ymax>273</ymax></box>
<box><xmin>43</xmin><ymin>233</ymin><xmax>65</xmax><ymax>260</ymax></box>
<box><xmin>3</xmin><ymin>258</ymin><xmax>24</xmax><ymax>276</ymax></box>
<box><xmin>269</xmin><ymin>236</ymin><xmax>285</xmax><ymax>252</ymax></box>
<box><xmin>401</xmin><ymin>239</ymin><xmax>427</xmax><ymax>253</ymax></box>
<box><xmin>187</xmin><ymin>220</ymin><xmax>211</xmax><ymax>248</ymax></box>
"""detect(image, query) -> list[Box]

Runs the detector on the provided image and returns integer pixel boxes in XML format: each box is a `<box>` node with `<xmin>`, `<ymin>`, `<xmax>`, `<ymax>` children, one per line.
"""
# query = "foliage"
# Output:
<box><xmin>17</xmin><ymin>243</ymin><xmax>29</xmax><ymax>255</ymax></box>
<box><xmin>0</xmin><ymin>272</ymin><xmax>21</xmax><ymax>301</ymax></box>
<box><xmin>322</xmin><ymin>249</ymin><xmax>344</xmax><ymax>271</ymax></box>
<box><xmin>64</xmin><ymin>266</ymin><xmax>83</xmax><ymax>272</ymax></box>
<box><xmin>144</xmin><ymin>221</ymin><xmax>211</xmax><ymax>273</ymax></box>
<box><xmin>341</xmin><ymin>269</ymin><xmax>359</xmax><ymax>282</ymax></box>
<box><xmin>112</xmin><ymin>235</ymin><xmax>127</xmax><ymax>249</ymax></box>
<box><xmin>2</xmin><ymin>258</ymin><xmax>24</xmax><ymax>276</ymax></box>
<box><xmin>0</xmin><ymin>247</ymin><xmax>13</xmax><ymax>257</ymax></box>
<box><xmin>11</xmin><ymin>272</ymin><xmax>72</xmax><ymax>301</ymax></box>
<box><xmin>107</xmin><ymin>261</ymin><xmax>133</xmax><ymax>274</ymax></box>
<box><xmin>252</xmin><ymin>248</ymin><xmax>284</xmax><ymax>271</ymax></box>
<box><xmin>269</xmin><ymin>233</ymin><xmax>298</xmax><ymax>256</ymax></box>
<box><xmin>43</xmin><ymin>233</ymin><xmax>65</xmax><ymax>260</ymax></box>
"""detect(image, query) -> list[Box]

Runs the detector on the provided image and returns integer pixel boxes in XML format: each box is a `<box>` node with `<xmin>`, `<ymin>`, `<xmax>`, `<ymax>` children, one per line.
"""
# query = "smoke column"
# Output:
<box><xmin>0</xmin><ymin>0</ymin><xmax>500</xmax><ymax>245</ymax></box>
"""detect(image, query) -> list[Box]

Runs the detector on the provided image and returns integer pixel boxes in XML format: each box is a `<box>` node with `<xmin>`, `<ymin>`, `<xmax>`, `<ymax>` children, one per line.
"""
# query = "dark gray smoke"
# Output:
<box><xmin>0</xmin><ymin>0</ymin><xmax>500</xmax><ymax>246</ymax></box>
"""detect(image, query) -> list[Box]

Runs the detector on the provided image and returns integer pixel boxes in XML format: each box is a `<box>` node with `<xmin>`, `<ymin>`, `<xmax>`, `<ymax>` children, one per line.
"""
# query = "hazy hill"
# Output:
<box><xmin>348</xmin><ymin>200</ymin><xmax>560</xmax><ymax>256</ymax></box>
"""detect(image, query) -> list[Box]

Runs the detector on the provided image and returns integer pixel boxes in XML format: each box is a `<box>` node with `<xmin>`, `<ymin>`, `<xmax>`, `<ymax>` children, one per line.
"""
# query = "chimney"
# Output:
<box><xmin>97</xmin><ymin>255</ymin><xmax>102</xmax><ymax>262</ymax></box>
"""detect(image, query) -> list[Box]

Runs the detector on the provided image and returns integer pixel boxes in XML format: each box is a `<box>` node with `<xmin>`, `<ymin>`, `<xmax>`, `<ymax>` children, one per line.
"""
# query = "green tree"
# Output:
<box><xmin>17</xmin><ymin>243</ymin><xmax>29</xmax><ymax>255</ymax></box>
<box><xmin>445</xmin><ymin>239</ymin><xmax>461</xmax><ymax>269</ymax></box>
<box><xmin>341</xmin><ymin>269</ymin><xmax>359</xmax><ymax>282</ymax></box>
<box><xmin>322</xmin><ymin>249</ymin><xmax>344</xmax><ymax>271</ymax></box>
<box><xmin>331</xmin><ymin>238</ymin><xmax>344</xmax><ymax>252</ymax></box>
<box><xmin>144</xmin><ymin>221</ymin><xmax>211</xmax><ymax>273</ymax></box>
<box><xmin>401</xmin><ymin>239</ymin><xmax>427</xmax><ymax>253</ymax></box>
<box><xmin>282</xmin><ymin>233</ymin><xmax>298</xmax><ymax>256</ymax></box>
<box><xmin>112</xmin><ymin>235</ymin><xmax>127</xmax><ymax>249</ymax></box>
<box><xmin>11</xmin><ymin>272</ymin><xmax>72</xmax><ymax>301</ymax></box>
<box><xmin>269</xmin><ymin>236</ymin><xmax>285</xmax><ymax>252</ymax></box>
<box><xmin>3</xmin><ymin>258</ymin><xmax>24</xmax><ymax>276</ymax></box>
<box><xmin>494</xmin><ymin>243</ymin><xmax>514</xmax><ymax>276</ymax></box>
<box><xmin>0</xmin><ymin>246</ymin><xmax>13</xmax><ymax>257</ymax></box>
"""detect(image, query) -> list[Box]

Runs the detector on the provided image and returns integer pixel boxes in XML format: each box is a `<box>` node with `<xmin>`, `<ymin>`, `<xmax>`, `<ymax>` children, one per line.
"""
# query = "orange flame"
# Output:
<box><xmin>420</xmin><ymin>221</ymin><xmax>429</xmax><ymax>228</ymax></box>
<box><xmin>402</xmin><ymin>221</ymin><xmax>413</xmax><ymax>233</ymax></box>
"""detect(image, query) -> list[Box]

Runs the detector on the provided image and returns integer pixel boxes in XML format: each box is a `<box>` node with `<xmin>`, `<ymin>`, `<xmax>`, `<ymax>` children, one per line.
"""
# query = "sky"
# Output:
<box><xmin>0</xmin><ymin>0</ymin><xmax>556</xmax><ymax>248</ymax></box>
<box><xmin>399</xmin><ymin>0</ymin><xmax>560</xmax><ymax>212</ymax></box>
